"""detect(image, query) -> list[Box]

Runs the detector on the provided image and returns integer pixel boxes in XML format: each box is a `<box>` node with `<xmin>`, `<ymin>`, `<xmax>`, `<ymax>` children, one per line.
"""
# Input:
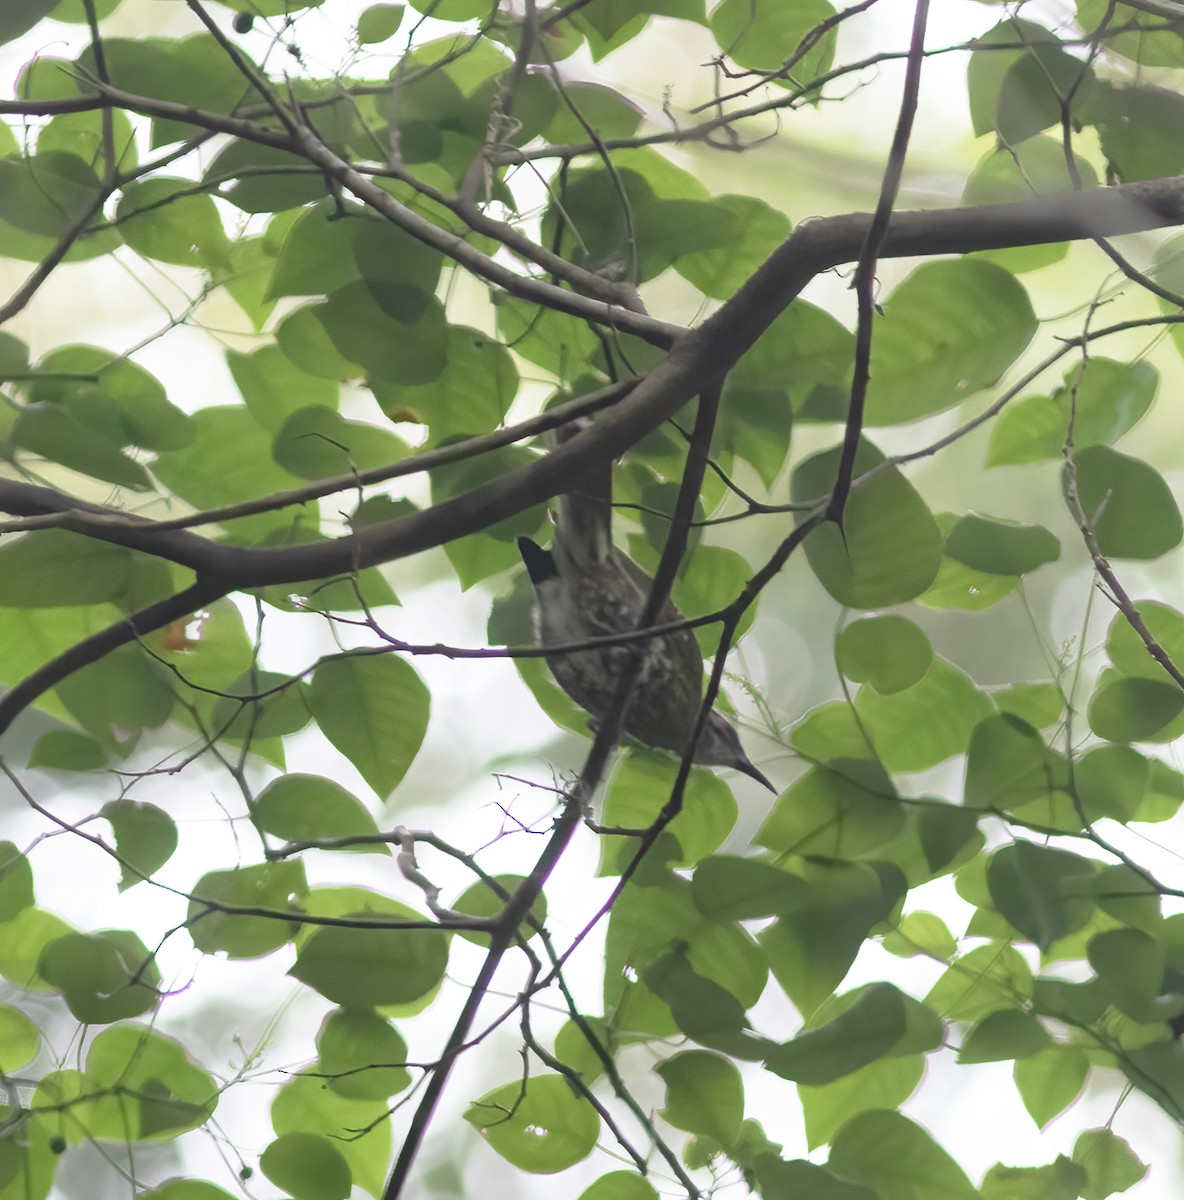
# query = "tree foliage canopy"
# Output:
<box><xmin>2</xmin><ymin>0</ymin><xmax>1184</xmax><ymax>1198</ymax></box>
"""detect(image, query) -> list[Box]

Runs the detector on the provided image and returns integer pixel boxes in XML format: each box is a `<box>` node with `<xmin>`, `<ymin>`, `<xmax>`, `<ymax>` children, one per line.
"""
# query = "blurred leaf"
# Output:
<box><xmin>792</xmin><ymin>440</ymin><xmax>942</xmax><ymax>608</ymax></box>
<box><xmin>100</xmin><ymin>800</ymin><xmax>178</xmax><ymax>890</ymax></box>
<box><xmin>1014</xmin><ymin>1044</ymin><xmax>1090</xmax><ymax>1129</ymax></box>
<box><xmin>466</xmin><ymin>1075</ymin><xmax>599</xmax><ymax>1172</ymax></box>
<box><xmin>307</xmin><ymin>654</ymin><xmax>430</xmax><ymax>798</ymax></box>
<box><xmin>315</xmin><ymin>1008</ymin><xmax>411</xmax><ymax>1099</ymax></box>
<box><xmin>837</xmin><ymin>616</ymin><xmax>933</xmax><ymax>694</ymax></box>
<box><xmin>1067</xmin><ymin>446</ymin><xmax>1182</xmax><ymax>560</ymax></box>
<box><xmin>188</xmin><ymin>862</ymin><xmax>308</xmax><ymax>958</ymax></box>
<box><xmin>255</xmin><ymin>774</ymin><xmax>388</xmax><ymax>853</ymax></box>
<box><xmin>657</xmin><ymin>1050</ymin><xmax>743</xmax><ymax>1143</ymax></box>
<box><xmin>290</xmin><ymin>903</ymin><xmax>448</xmax><ymax>1008</ymax></box>
<box><xmin>866</xmin><ymin>260</ymin><xmax>1036</xmax><ymax>424</ymax></box>
<box><xmin>1072</xmin><ymin>1129</ymin><xmax>1147</xmax><ymax>1200</ymax></box>
<box><xmin>828</xmin><ymin>1110</ymin><xmax>980</xmax><ymax>1200</ymax></box>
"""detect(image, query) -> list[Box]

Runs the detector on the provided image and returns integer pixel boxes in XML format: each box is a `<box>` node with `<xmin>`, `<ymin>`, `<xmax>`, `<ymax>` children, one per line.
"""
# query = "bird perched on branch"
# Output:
<box><xmin>517</xmin><ymin>418</ymin><xmax>775</xmax><ymax>792</ymax></box>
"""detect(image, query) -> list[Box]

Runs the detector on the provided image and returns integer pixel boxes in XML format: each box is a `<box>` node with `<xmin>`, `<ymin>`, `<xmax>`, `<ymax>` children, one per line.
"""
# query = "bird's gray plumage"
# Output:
<box><xmin>518</xmin><ymin>418</ymin><xmax>774</xmax><ymax>792</ymax></box>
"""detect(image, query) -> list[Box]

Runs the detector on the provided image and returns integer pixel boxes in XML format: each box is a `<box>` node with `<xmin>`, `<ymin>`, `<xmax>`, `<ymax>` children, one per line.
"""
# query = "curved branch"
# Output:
<box><xmin>4</xmin><ymin>175</ymin><xmax>1184</xmax><ymax>736</ymax></box>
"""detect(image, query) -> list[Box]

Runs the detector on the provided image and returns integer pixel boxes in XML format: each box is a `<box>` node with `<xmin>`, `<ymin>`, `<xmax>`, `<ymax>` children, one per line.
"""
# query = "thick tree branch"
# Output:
<box><xmin>4</xmin><ymin>176</ymin><xmax>1184</xmax><ymax>735</ymax></box>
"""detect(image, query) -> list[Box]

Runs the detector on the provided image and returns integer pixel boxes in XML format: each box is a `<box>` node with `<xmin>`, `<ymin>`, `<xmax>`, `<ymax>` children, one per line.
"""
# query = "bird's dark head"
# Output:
<box><xmin>698</xmin><ymin>711</ymin><xmax>776</xmax><ymax>792</ymax></box>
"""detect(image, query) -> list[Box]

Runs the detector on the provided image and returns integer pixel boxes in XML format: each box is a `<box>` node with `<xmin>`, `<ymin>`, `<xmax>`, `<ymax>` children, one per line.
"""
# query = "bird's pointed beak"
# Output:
<box><xmin>736</xmin><ymin>756</ymin><xmax>777</xmax><ymax>794</ymax></box>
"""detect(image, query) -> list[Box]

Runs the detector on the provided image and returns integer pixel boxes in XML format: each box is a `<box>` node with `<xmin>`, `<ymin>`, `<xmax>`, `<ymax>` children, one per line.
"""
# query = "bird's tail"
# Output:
<box><xmin>545</xmin><ymin>416</ymin><xmax>613</xmax><ymax>569</ymax></box>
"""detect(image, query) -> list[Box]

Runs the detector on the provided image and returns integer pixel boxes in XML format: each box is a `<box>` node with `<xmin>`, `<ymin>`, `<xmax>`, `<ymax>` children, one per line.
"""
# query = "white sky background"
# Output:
<box><xmin>2</xmin><ymin>0</ymin><xmax>1184</xmax><ymax>1196</ymax></box>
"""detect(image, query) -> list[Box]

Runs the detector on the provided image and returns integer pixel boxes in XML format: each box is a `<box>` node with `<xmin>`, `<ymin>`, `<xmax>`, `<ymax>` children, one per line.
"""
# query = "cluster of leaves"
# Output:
<box><xmin>0</xmin><ymin>1</ymin><xmax>1184</xmax><ymax>1199</ymax></box>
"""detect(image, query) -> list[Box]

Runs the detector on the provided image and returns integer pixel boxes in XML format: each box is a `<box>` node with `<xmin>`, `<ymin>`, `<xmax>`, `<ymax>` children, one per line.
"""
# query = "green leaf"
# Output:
<box><xmin>757</xmin><ymin>762</ymin><xmax>902</xmax><ymax>859</ymax></box>
<box><xmin>944</xmin><ymin>514</ymin><xmax>1060</xmax><ymax>576</ymax></box>
<box><xmin>27</xmin><ymin>729</ymin><xmax>105</xmax><ymax>770</ymax></box>
<box><xmin>765</xmin><ymin>984</ymin><xmax>942</xmax><ymax>1085</ymax></box>
<box><xmin>116</xmin><ymin>178</ymin><xmax>231</xmax><ymax>270</ymax></box>
<box><xmin>204</xmin><ymin>139</ymin><xmax>327</xmax><ymax>212</ymax></box>
<box><xmin>761</xmin><ymin>861</ymin><xmax>906</xmax><ymax>1019</ymax></box>
<box><xmin>1088</xmin><ymin>675</ymin><xmax>1184</xmax><ymax>743</ymax></box>
<box><xmin>1139</xmin><ymin>759</ymin><xmax>1184</xmax><ymax>822</ymax></box>
<box><xmin>1105</xmin><ymin>601</ymin><xmax>1184</xmax><ymax>680</ymax></box>
<box><xmin>13</xmin><ymin>402</ymin><xmax>152</xmax><ymax>490</ymax></box>
<box><xmin>643</xmin><ymin>945</ymin><xmax>757</xmax><ymax>1054</ymax></box>
<box><xmin>260</xmin><ymin>1132</ymin><xmax>350</xmax><ymax>1200</ymax></box>
<box><xmin>1013</xmin><ymin>1044</ymin><xmax>1090</xmax><ymax>1128</ymax></box>
<box><xmin>1030</xmin><ymin>976</ymin><xmax>1108</xmax><ymax>1025</ymax></box>
<box><xmin>0</xmin><ymin>907</ymin><xmax>72</xmax><ymax>989</ymax></box>
<box><xmin>837</xmin><ymin>616</ymin><xmax>933</xmax><ymax>694</ymax></box>
<box><xmin>1088</xmin><ymin>928</ymin><xmax>1164</xmax><ymax>1022</ymax></box>
<box><xmin>981</xmin><ymin>1159</ymin><xmax>1088</xmax><ymax>1200</ymax></box>
<box><xmin>254</xmin><ymin>774</ymin><xmax>388</xmax><ymax>852</ymax></box>
<box><xmin>100</xmin><ymin>800</ymin><xmax>178</xmax><ymax>889</ymax></box>
<box><xmin>267</xmin><ymin>199</ymin><xmax>362</xmax><ymax>299</ymax></box>
<box><xmin>352</xmin><ymin>212</ymin><xmax>445</xmax><ymax>297</ymax></box>
<box><xmin>272</xmin><ymin>406</ymin><xmax>407</xmax><ymax>479</ymax></box>
<box><xmin>866</xmin><ymin>259</ymin><xmax>1036</xmax><ymax>425</ymax></box>
<box><xmin>1087</xmin><ymin>82</ymin><xmax>1184</xmax><ymax>182</ymax></box>
<box><xmin>920</xmin><ymin>549</ymin><xmax>1019</xmax><ymax>611</ymax></box>
<box><xmin>357</xmin><ymin>4</ymin><xmax>404</xmax><ymax>42</ymax></box>
<box><xmin>290</xmin><ymin>905</ymin><xmax>448</xmax><ymax>1008</ymax></box>
<box><xmin>994</xmin><ymin>682</ymin><xmax>1064</xmax><ymax>729</ymax></box>
<box><xmin>1072</xmin><ymin>1129</ymin><xmax>1147</xmax><ymax>1200</ymax></box>
<box><xmin>599</xmin><ymin>750</ymin><xmax>737</xmax><ymax>871</ymax></box>
<box><xmin>1068</xmin><ymin>446</ymin><xmax>1183</xmax><ymax>560</ymax></box>
<box><xmin>856</xmin><ymin>658</ymin><xmax>995</xmax><ymax>774</ymax></box>
<box><xmin>989</xmin><ymin>359</ymin><xmax>1157</xmax><ymax>465</ymax></box>
<box><xmin>958</xmin><ymin>1009</ymin><xmax>1049</xmax><ymax>1063</ymax></box>
<box><xmin>188</xmin><ymin>862</ymin><xmax>308</xmax><ymax>958</ymax></box>
<box><xmin>38</xmin><ymin>929</ymin><xmax>160</xmax><ymax>1023</ymax></box>
<box><xmin>0</xmin><ymin>0</ymin><xmax>57</xmax><ymax>44</ymax></box>
<box><xmin>691</xmin><ymin>856</ymin><xmax>810</xmax><ymax>922</ymax></box>
<box><xmin>227</xmin><ymin>345</ymin><xmax>338</xmax><ymax>432</ymax></box>
<box><xmin>208</xmin><ymin>669</ymin><xmax>313</xmax><ymax>744</ymax></box>
<box><xmin>31</xmin><ymin>344</ymin><xmax>194</xmax><ymax>451</ymax></box>
<box><xmin>307</xmin><ymin>654</ymin><xmax>430</xmax><ymax>798</ymax></box>
<box><xmin>466</xmin><ymin>1075</ymin><xmax>600</xmax><ymax>1173</ymax></box>
<box><xmin>276</xmin><ymin>304</ymin><xmax>362</xmax><ymax>381</ymax></box>
<box><xmin>314</xmin><ymin>1008</ymin><xmax>411</xmax><ymax>1100</ymax></box>
<box><xmin>710</xmin><ymin>0</ymin><xmax>836</xmax><ymax>78</ymax></box>
<box><xmin>316</xmin><ymin>281</ymin><xmax>447</xmax><ymax>386</ymax></box>
<box><xmin>82</xmin><ymin>34</ymin><xmax>256</xmax><ymax>147</ymax></box>
<box><xmin>968</xmin><ymin>21</ymin><xmax>1076</xmax><ymax>133</ymax></box>
<box><xmin>0</xmin><ymin>843</ymin><xmax>33</xmax><ymax>922</ymax></box>
<box><xmin>676</xmin><ymin>194</ymin><xmax>790</xmax><ymax>298</ymax></box>
<box><xmin>792</xmin><ymin>439</ymin><xmax>942</xmax><ymax>608</ymax></box>
<box><xmin>828</xmin><ymin>1110</ymin><xmax>980</xmax><ymax>1200</ymax></box>
<box><xmin>1120</xmin><ymin>1039</ymin><xmax>1184</xmax><ymax>1124</ymax></box>
<box><xmin>0</xmin><ymin>1004</ymin><xmax>40</xmax><ymax>1071</ymax></box>
<box><xmin>151</xmin><ymin>407</ymin><xmax>309</xmax><ymax>541</ymax></box>
<box><xmin>0</xmin><ymin>532</ymin><xmax>143</xmax><ymax>608</ymax></box>
<box><xmin>0</xmin><ymin>152</ymin><xmax>102</xmax><ymax>235</ymax></box>
<box><xmin>964</xmin><ymin>714</ymin><xmax>1055</xmax><ymax>810</ymax></box>
<box><xmin>882</xmin><ymin>911</ymin><xmax>957</xmax><ymax>961</ymax></box>
<box><xmin>450</xmin><ymin>874</ymin><xmax>546</xmax><ymax>946</ymax></box>
<box><xmin>656</xmin><ymin>1050</ymin><xmax>743</xmax><ymax>1144</ymax></box>
<box><xmin>221</xmin><ymin>235</ymin><xmax>278</xmax><ymax>330</ymax></box>
<box><xmin>271</xmin><ymin>1075</ymin><xmax>391</xmax><ymax>1196</ymax></box>
<box><xmin>371</xmin><ymin>326</ymin><xmax>518</xmax><ymax>441</ymax></box>
<box><xmin>140</xmin><ymin>1183</ymin><xmax>238</xmax><ymax>1200</ymax></box>
<box><xmin>926</xmin><ymin>943</ymin><xmax>1032</xmax><ymax>1023</ymax></box>
<box><xmin>577</xmin><ymin>1173</ymin><xmax>659</xmax><ymax>1200</ymax></box>
<box><xmin>1076</xmin><ymin>745</ymin><xmax>1149</xmax><ymax>822</ymax></box>
<box><xmin>83</xmin><ymin>1024</ymin><xmax>217</xmax><ymax>1141</ymax></box>
<box><xmin>799</xmin><ymin>1055</ymin><xmax>924</xmax><ymax>1151</ymax></box>
<box><xmin>986</xmin><ymin>842</ymin><xmax>1096</xmax><ymax>951</ymax></box>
